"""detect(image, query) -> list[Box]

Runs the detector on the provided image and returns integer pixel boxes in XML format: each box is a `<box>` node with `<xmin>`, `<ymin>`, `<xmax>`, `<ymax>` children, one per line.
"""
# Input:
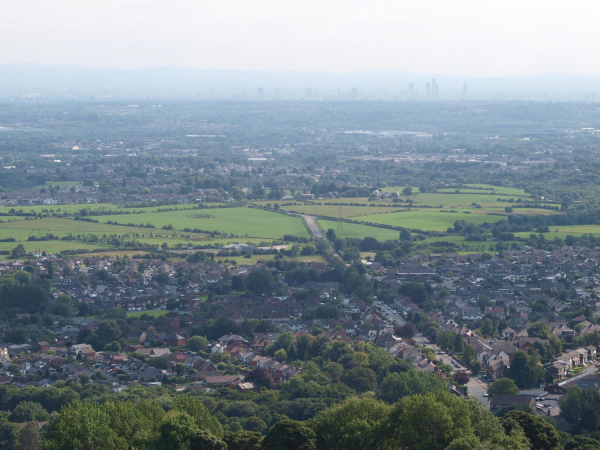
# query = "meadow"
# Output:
<box><xmin>514</xmin><ymin>225</ymin><xmax>600</xmax><ymax>240</ymax></box>
<box><xmin>356</xmin><ymin>210</ymin><xmax>505</xmax><ymax>232</ymax></box>
<box><xmin>318</xmin><ymin>220</ymin><xmax>402</xmax><ymax>240</ymax></box>
<box><xmin>0</xmin><ymin>202</ymin><xmax>214</xmax><ymax>216</ymax></box>
<box><xmin>94</xmin><ymin>207</ymin><xmax>310</xmax><ymax>240</ymax></box>
<box><xmin>281</xmin><ymin>204</ymin><xmax>406</xmax><ymax>218</ymax></box>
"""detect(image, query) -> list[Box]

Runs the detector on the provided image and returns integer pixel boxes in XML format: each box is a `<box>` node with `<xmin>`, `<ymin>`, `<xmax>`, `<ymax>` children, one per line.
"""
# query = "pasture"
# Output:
<box><xmin>281</xmin><ymin>204</ymin><xmax>405</xmax><ymax>218</ymax></box>
<box><xmin>356</xmin><ymin>210</ymin><xmax>505</xmax><ymax>232</ymax></box>
<box><xmin>94</xmin><ymin>207</ymin><xmax>310</xmax><ymax>239</ymax></box>
<box><xmin>514</xmin><ymin>225</ymin><xmax>600</xmax><ymax>240</ymax></box>
<box><xmin>318</xmin><ymin>220</ymin><xmax>401</xmax><ymax>241</ymax></box>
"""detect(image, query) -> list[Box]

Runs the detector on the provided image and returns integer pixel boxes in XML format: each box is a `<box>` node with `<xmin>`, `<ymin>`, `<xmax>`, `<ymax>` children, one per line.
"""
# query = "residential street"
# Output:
<box><xmin>374</xmin><ymin>301</ymin><xmax>406</xmax><ymax>326</ymax></box>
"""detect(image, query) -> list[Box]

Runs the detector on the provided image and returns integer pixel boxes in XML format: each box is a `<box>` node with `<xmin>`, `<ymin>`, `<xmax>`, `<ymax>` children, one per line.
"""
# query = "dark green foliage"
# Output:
<box><xmin>379</xmin><ymin>370</ymin><xmax>447</xmax><ymax>404</ymax></box>
<box><xmin>224</xmin><ymin>431</ymin><xmax>262</xmax><ymax>450</ymax></box>
<box><xmin>261</xmin><ymin>419</ymin><xmax>316</xmax><ymax>450</ymax></box>
<box><xmin>501</xmin><ymin>410</ymin><xmax>561</xmax><ymax>450</ymax></box>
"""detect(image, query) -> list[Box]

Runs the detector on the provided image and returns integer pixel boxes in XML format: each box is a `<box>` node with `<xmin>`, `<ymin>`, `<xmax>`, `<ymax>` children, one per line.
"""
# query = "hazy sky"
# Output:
<box><xmin>2</xmin><ymin>0</ymin><xmax>598</xmax><ymax>76</ymax></box>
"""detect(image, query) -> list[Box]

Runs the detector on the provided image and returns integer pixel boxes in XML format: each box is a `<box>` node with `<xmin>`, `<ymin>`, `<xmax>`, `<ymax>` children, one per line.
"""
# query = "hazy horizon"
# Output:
<box><xmin>2</xmin><ymin>0</ymin><xmax>600</xmax><ymax>77</ymax></box>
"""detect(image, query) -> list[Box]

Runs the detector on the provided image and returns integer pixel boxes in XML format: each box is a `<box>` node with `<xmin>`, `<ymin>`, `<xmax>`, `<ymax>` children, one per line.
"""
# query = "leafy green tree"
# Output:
<box><xmin>564</xmin><ymin>436</ymin><xmax>600</xmax><ymax>450</ymax></box>
<box><xmin>231</xmin><ymin>276</ymin><xmax>246</xmax><ymax>292</ymax></box>
<box><xmin>0</xmin><ymin>416</ymin><xmax>20</xmax><ymax>450</ymax></box>
<box><xmin>10</xmin><ymin>244</ymin><xmax>26</xmax><ymax>258</ymax></box>
<box><xmin>454</xmin><ymin>333</ymin><xmax>464</xmax><ymax>352</ymax></box>
<box><xmin>527</xmin><ymin>321</ymin><xmax>551</xmax><ymax>338</ymax></box>
<box><xmin>156</xmin><ymin>411</ymin><xmax>200</xmax><ymax>450</ymax></box>
<box><xmin>274</xmin><ymin>349</ymin><xmax>287</xmax><ymax>362</ymax></box>
<box><xmin>311</xmin><ymin>396</ymin><xmax>392</xmax><ymax>450</ymax></box>
<box><xmin>190</xmin><ymin>430</ymin><xmax>227</xmax><ymax>450</ymax></box>
<box><xmin>43</xmin><ymin>401</ymin><xmax>129</xmax><ymax>449</ymax></box>
<box><xmin>341</xmin><ymin>367</ymin><xmax>378</xmax><ymax>393</ymax></box>
<box><xmin>462</xmin><ymin>343</ymin><xmax>477</xmax><ymax>367</ymax></box>
<box><xmin>17</xmin><ymin>421</ymin><xmax>41</xmax><ymax>450</ymax></box>
<box><xmin>326</xmin><ymin>229</ymin><xmax>337</xmax><ymax>242</ymax></box>
<box><xmin>560</xmin><ymin>386</ymin><xmax>600</xmax><ymax>433</ymax></box>
<box><xmin>379</xmin><ymin>370</ymin><xmax>447</xmax><ymax>404</ymax></box>
<box><xmin>4</xmin><ymin>327</ymin><xmax>29</xmax><ymax>344</ymax></box>
<box><xmin>169</xmin><ymin>396</ymin><xmax>223</xmax><ymax>438</ymax></box>
<box><xmin>398</xmin><ymin>282</ymin><xmax>429</xmax><ymax>304</ymax></box>
<box><xmin>93</xmin><ymin>320</ymin><xmax>122</xmax><ymax>349</ymax></box>
<box><xmin>386</xmin><ymin>392</ymin><xmax>528</xmax><ymax>450</ymax></box>
<box><xmin>501</xmin><ymin>410</ymin><xmax>561</xmax><ymax>450</ymax></box>
<box><xmin>52</xmin><ymin>295</ymin><xmax>74</xmax><ymax>317</ymax></box>
<box><xmin>261</xmin><ymin>419</ymin><xmax>316</xmax><ymax>450</ymax></box>
<box><xmin>9</xmin><ymin>401</ymin><xmax>49</xmax><ymax>423</ymax></box>
<box><xmin>244</xmin><ymin>417</ymin><xmax>266</xmax><ymax>434</ymax></box>
<box><xmin>223</xmin><ymin>430</ymin><xmax>262</xmax><ymax>450</ymax></box>
<box><xmin>187</xmin><ymin>336</ymin><xmax>208</xmax><ymax>352</ymax></box>
<box><xmin>103</xmin><ymin>307</ymin><xmax>127</xmax><ymax>320</ymax></box>
<box><xmin>399</xmin><ymin>228</ymin><xmax>413</xmax><ymax>243</ymax></box>
<box><xmin>507</xmin><ymin>351</ymin><xmax>544</xmax><ymax>389</ymax></box>
<box><xmin>487</xmin><ymin>378</ymin><xmax>519</xmax><ymax>396</ymax></box>
<box><xmin>245</xmin><ymin>368</ymin><xmax>274</xmax><ymax>389</ymax></box>
<box><xmin>481</xmin><ymin>317</ymin><xmax>494</xmax><ymax>336</ymax></box>
<box><xmin>246</xmin><ymin>269</ymin><xmax>275</xmax><ymax>296</ymax></box>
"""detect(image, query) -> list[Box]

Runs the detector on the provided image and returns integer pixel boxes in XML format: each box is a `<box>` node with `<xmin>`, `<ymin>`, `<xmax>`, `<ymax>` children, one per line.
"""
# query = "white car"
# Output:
<box><xmin>483</xmin><ymin>393</ymin><xmax>488</xmax><ymax>397</ymax></box>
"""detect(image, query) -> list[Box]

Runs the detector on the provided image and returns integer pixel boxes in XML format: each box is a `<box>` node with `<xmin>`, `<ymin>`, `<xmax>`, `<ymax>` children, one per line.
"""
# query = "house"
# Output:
<box><xmin>502</xmin><ymin>328</ymin><xmax>516</xmax><ymax>340</ymax></box>
<box><xmin>485</xmin><ymin>306</ymin><xmax>506</xmax><ymax>320</ymax></box>
<box><xmin>461</xmin><ymin>306</ymin><xmax>483</xmax><ymax>321</ymax></box>
<box><xmin>163</xmin><ymin>333</ymin><xmax>186</xmax><ymax>347</ymax></box>
<box><xmin>487</xmin><ymin>359</ymin><xmax>507</xmax><ymax>381</ymax></box>
<box><xmin>490</xmin><ymin>394</ymin><xmax>535</xmax><ymax>412</ymax></box>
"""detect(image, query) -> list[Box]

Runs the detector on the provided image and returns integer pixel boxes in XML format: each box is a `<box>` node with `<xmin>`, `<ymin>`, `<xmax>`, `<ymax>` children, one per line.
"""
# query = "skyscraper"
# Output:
<box><xmin>409</xmin><ymin>82</ymin><xmax>415</xmax><ymax>99</ymax></box>
<box><xmin>462</xmin><ymin>83</ymin><xmax>468</xmax><ymax>100</ymax></box>
<box><xmin>431</xmin><ymin>78</ymin><xmax>439</xmax><ymax>99</ymax></box>
<box><xmin>426</xmin><ymin>82</ymin><xmax>431</xmax><ymax>99</ymax></box>
<box><xmin>305</xmin><ymin>88</ymin><xmax>312</xmax><ymax>98</ymax></box>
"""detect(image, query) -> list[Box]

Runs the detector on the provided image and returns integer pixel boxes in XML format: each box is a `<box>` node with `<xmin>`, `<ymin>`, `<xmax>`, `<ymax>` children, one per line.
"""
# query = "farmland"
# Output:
<box><xmin>0</xmin><ymin>183</ymin><xmax>561</xmax><ymax>258</ymax></box>
<box><xmin>318</xmin><ymin>220</ymin><xmax>401</xmax><ymax>241</ymax></box>
<box><xmin>280</xmin><ymin>204</ymin><xmax>406</xmax><ymax>218</ymax></box>
<box><xmin>514</xmin><ymin>225</ymin><xmax>600</xmax><ymax>240</ymax></box>
<box><xmin>356</xmin><ymin>210</ymin><xmax>505</xmax><ymax>231</ymax></box>
<box><xmin>93</xmin><ymin>207</ymin><xmax>310</xmax><ymax>240</ymax></box>
<box><xmin>0</xmin><ymin>211</ymin><xmax>304</xmax><ymax>257</ymax></box>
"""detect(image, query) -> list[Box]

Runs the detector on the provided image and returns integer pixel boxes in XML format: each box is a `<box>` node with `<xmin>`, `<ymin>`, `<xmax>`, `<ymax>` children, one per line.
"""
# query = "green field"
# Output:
<box><xmin>356</xmin><ymin>210</ymin><xmax>505</xmax><ymax>232</ymax></box>
<box><xmin>94</xmin><ymin>207</ymin><xmax>310</xmax><ymax>240</ymax></box>
<box><xmin>404</xmin><ymin>192</ymin><xmax>530</xmax><ymax>208</ymax></box>
<box><xmin>462</xmin><ymin>184</ymin><xmax>532</xmax><ymax>196</ymax></box>
<box><xmin>0</xmin><ymin>202</ymin><xmax>221</xmax><ymax>216</ymax></box>
<box><xmin>514</xmin><ymin>225</ymin><xmax>600</xmax><ymax>240</ymax></box>
<box><xmin>281</xmin><ymin>204</ymin><xmax>405</xmax><ymax>218</ymax></box>
<box><xmin>318</xmin><ymin>220</ymin><xmax>401</xmax><ymax>240</ymax></box>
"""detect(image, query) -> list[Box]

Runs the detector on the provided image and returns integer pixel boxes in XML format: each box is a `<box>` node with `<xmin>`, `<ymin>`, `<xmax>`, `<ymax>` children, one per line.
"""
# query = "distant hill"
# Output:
<box><xmin>1</xmin><ymin>64</ymin><xmax>600</xmax><ymax>100</ymax></box>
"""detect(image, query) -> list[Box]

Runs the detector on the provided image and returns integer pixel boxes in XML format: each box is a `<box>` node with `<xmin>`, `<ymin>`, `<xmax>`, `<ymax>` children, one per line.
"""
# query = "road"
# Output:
<box><xmin>302</xmin><ymin>215</ymin><xmax>324</xmax><ymax>239</ymax></box>
<box><xmin>373</xmin><ymin>301</ymin><xmax>406</xmax><ymax>326</ymax></box>
<box><xmin>413</xmin><ymin>333</ymin><xmax>490</xmax><ymax>405</ymax></box>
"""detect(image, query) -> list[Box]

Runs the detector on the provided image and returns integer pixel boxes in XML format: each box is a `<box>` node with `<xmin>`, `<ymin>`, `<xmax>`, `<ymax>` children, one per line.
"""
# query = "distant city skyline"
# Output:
<box><xmin>2</xmin><ymin>0</ymin><xmax>600</xmax><ymax>77</ymax></box>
